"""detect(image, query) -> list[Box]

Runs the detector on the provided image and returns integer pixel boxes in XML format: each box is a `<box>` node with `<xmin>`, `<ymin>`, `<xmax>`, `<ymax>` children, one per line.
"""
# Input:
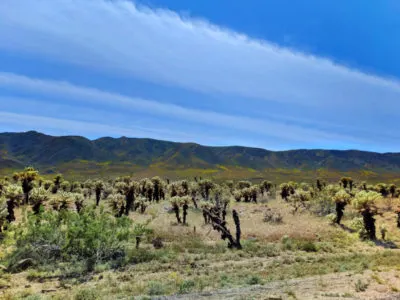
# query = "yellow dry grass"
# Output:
<box><xmin>2</xmin><ymin>195</ymin><xmax>400</xmax><ymax>299</ymax></box>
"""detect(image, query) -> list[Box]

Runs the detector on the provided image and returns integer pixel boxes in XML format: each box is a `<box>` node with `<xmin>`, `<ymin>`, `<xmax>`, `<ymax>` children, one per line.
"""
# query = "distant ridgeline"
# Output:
<box><xmin>1</xmin><ymin>131</ymin><xmax>400</xmax><ymax>182</ymax></box>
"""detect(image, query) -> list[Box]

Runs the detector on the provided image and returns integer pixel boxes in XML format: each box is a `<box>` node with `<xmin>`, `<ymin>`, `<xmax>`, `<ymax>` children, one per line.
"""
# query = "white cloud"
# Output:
<box><xmin>0</xmin><ymin>72</ymin><xmax>359</xmax><ymax>144</ymax></box>
<box><xmin>0</xmin><ymin>111</ymin><xmax>191</xmax><ymax>141</ymax></box>
<box><xmin>0</xmin><ymin>0</ymin><xmax>400</xmax><ymax>111</ymax></box>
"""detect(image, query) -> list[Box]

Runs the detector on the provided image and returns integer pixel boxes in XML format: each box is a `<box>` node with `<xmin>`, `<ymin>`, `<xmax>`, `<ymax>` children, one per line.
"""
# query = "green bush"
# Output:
<box><xmin>246</xmin><ymin>275</ymin><xmax>262</xmax><ymax>285</ymax></box>
<box><xmin>74</xmin><ymin>288</ymin><xmax>100</xmax><ymax>300</ymax></box>
<box><xmin>296</xmin><ymin>240</ymin><xmax>318</xmax><ymax>252</ymax></box>
<box><xmin>179</xmin><ymin>279</ymin><xmax>196</xmax><ymax>294</ymax></box>
<box><xmin>127</xmin><ymin>248</ymin><xmax>158</xmax><ymax>264</ymax></box>
<box><xmin>24</xmin><ymin>296</ymin><xmax>42</xmax><ymax>300</ymax></box>
<box><xmin>147</xmin><ymin>281</ymin><xmax>167</xmax><ymax>296</ymax></box>
<box><xmin>310</xmin><ymin>191</ymin><xmax>335</xmax><ymax>216</ymax></box>
<box><xmin>281</xmin><ymin>236</ymin><xmax>318</xmax><ymax>252</ymax></box>
<box><xmin>6</xmin><ymin>207</ymin><xmax>135</xmax><ymax>271</ymax></box>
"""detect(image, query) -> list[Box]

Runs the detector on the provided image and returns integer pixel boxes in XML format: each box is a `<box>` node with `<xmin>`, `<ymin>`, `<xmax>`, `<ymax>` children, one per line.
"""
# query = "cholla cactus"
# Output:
<box><xmin>50</xmin><ymin>191</ymin><xmax>72</xmax><ymax>211</ymax></box>
<box><xmin>0</xmin><ymin>180</ymin><xmax>7</xmax><ymax>198</ymax></box>
<box><xmin>151</xmin><ymin>176</ymin><xmax>164</xmax><ymax>202</ymax></box>
<box><xmin>380</xmin><ymin>224</ymin><xmax>388</xmax><ymax>240</ymax></box>
<box><xmin>316</xmin><ymin>179</ymin><xmax>324</xmax><ymax>191</ymax></box>
<box><xmin>108</xmin><ymin>194</ymin><xmax>126</xmax><ymax>217</ymax></box>
<box><xmin>288</xmin><ymin>190</ymin><xmax>311</xmax><ymax>214</ymax></box>
<box><xmin>138</xmin><ymin>178</ymin><xmax>153</xmax><ymax>200</ymax></box>
<box><xmin>389</xmin><ymin>184</ymin><xmax>397</xmax><ymax>198</ymax></box>
<box><xmin>13</xmin><ymin>167</ymin><xmax>39</xmax><ymax>204</ymax></box>
<box><xmin>170</xmin><ymin>196</ymin><xmax>182</xmax><ymax>224</ymax></box>
<box><xmin>340</xmin><ymin>177</ymin><xmax>353</xmax><ymax>190</ymax></box>
<box><xmin>189</xmin><ymin>181</ymin><xmax>200</xmax><ymax>208</ymax></box>
<box><xmin>144</xmin><ymin>180</ymin><xmax>154</xmax><ymax>201</ymax></box>
<box><xmin>198</xmin><ymin>179</ymin><xmax>214</xmax><ymax>200</ymax></box>
<box><xmin>4</xmin><ymin>184</ymin><xmax>23</xmax><ymax>223</ymax></box>
<box><xmin>279</xmin><ymin>183</ymin><xmax>290</xmax><ymax>201</ymax></box>
<box><xmin>29</xmin><ymin>186</ymin><xmax>50</xmax><ymax>214</ymax></box>
<box><xmin>250</xmin><ymin>185</ymin><xmax>259</xmax><ymax>203</ymax></box>
<box><xmin>260</xmin><ymin>180</ymin><xmax>273</xmax><ymax>195</ymax></box>
<box><xmin>352</xmin><ymin>191</ymin><xmax>382</xmax><ymax>240</ymax></box>
<box><xmin>180</xmin><ymin>196</ymin><xmax>191</xmax><ymax>225</ymax></box>
<box><xmin>82</xmin><ymin>187</ymin><xmax>92</xmax><ymax>199</ymax></box>
<box><xmin>102</xmin><ymin>184</ymin><xmax>114</xmax><ymax>200</ymax></box>
<box><xmin>94</xmin><ymin>180</ymin><xmax>104</xmax><ymax>206</ymax></box>
<box><xmin>53</xmin><ymin>174</ymin><xmax>64</xmax><ymax>191</ymax></box>
<box><xmin>233</xmin><ymin>190</ymin><xmax>242</xmax><ymax>202</ymax></box>
<box><xmin>169</xmin><ymin>182</ymin><xmax>179</xmax><ymax>198</ymax></box>
<box><xmin>200</xmin><ymin>201</ymin><xmax>212</xmax><ymax>224</ymax></box>
<box><xmin>325</xmin><ymin>184</ymin><xmax>341</xmax><ymax>196</ymax></box>
<box><xmin>0</xmin><ymin>197</ymin><xmax>8</xmax><ymax>232</ymax></box>
<box><xmin>179</xmin><ymin>180</ymin><xmax>189</xmax><ymax>196</ymax></box>
<box><xmin>352</xmin><ymin>191</ymin><xmax>381</xmax><ymax>211</ymax></box>
<box><xmin>374</xmin><ymin>183</ymin><xmax>389</xmax><ymax>197</ymax></box>
<box><xmin>395</xmin><ymin>207</ymin><xmax>400</xmax><ymax>229</ymax></box>
<box><xmin>236</xmin><ymin>181</ymin><xmax>251</xmax><ymax>190</ymax></box>
<box><xmin>72</xmin><ymin>193</ymin><xmax>85</xmax><ymax>213</ymax></box>
<box><xmin>212</xmin><ymin>187</ymin><xmax>231</xmax><ymax>220</ymax></box>
<box><xmin>299</xmin><ymin>182</ymin><xmax>311</xmax><ymax>191</ymax></box>
<box><xmin>224</xmin><ymin>180</ymin><xmax>234</xmax><ymax>193</ymax></box>
<box><xmin>332</xmin><ymin>189</ymin><xmax>352</xmax><ymax>225</ymax></box>
<box><xmin>115</xmin><ymin>181</ymin><xmax>137</xmax><ymax>215</ymax></box>
<box><xmin>169</xmin><ymin>195</ymin><xmax>191</xmax><ymax>224</ymax></box>
<box><xmin>136</xmin><ymin>196</ymin><xmax>148</xmax><ymax>214</ymax></box>
<box><xmin>241</xmin><ymin>187</ymin><xmax>252</xmax><ymax>202</ymax></box>
<box><xmin>60</xmin><ymin>181</ymin><xmax>71</xmax><ymax>192</ymax></box>
<box><xmin>43</xmin><ymin>180</ymin><xmax>53</xmax><ymax>191</ymax></box>
<box><xmin>133</xmin><ymin>223</ymin><xmax>152</xmax><ymax>249</ymax></box>
<box><xmin>70</xmin><ymin>181</ymin><xmax>82</xmax><ymax>193</ymax></box>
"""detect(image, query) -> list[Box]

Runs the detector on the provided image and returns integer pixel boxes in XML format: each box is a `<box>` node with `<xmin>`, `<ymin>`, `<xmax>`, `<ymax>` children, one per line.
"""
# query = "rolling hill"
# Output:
<box><xmin>1</xmin><ymin>131</ymin><xmax>400</xmax><ymax>181</ymax></box>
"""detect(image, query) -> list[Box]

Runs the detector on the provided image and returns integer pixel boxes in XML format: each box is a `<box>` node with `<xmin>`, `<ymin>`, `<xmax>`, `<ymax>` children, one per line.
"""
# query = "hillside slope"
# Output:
<box><xmin>1</xmin><ymin>131</ymin><xmax>400</xmax><ymax>179</ymax></box>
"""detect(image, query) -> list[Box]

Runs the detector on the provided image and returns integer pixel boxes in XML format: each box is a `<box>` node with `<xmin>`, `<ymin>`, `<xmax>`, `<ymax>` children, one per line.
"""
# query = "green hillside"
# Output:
<box><xmin>1</xmin><ymin>131</ymin><xmax>400</xmax><ymax>182</ymax></box>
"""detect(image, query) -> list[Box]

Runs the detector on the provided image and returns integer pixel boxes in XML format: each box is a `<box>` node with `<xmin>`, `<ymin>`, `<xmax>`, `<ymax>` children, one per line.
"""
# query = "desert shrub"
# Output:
<box><xmin>349</xmin><ymin>217</ymin><xmax>368</xmax><ymax>239</ymax></box>
<box><xmin>152</xmin><ymin>237</ymin><xmax>164</xmax><ymax>249</ymax></box>
<box><xmin>379</xmin><ymin>224</ymin><xmax>388</xmax><ymax>240</ymax></box>
<box><xmin>288</xmin><ymin>190</ymin><xmax>311</xmax><ymax>214</ymax></box>
<box><xmin>74</xmin><ymin>288</ymin><xmax>99</xmax><ymax>300</ymax></box>
<box><xmin>263</xmin><ymin>208</ymin><xmax>283</xmax><ymax>224</ymax></box>
<box><xmin>246</xmin><ymin>275</ymin><xmax>262</xmax><ymax>285</ymax></box>
<box><xmin>310</xmin><ymin>188</ymin><xmax>336</xmax><ymax>216</ymax></box>
<box><xmin>281</xmin><ymin>235</ymin><xmax>317</xmax><ymax>252</ymax></box>
<box><xmin>5</xmin><ymin>207</ymin><xmax>134</xmax><ymax>272</ymax></box>
<box><xmin>326</xmin><ymin>213</ymin><xmax>337</xmax><ymax>224</ymax></box>
<box><xmin>24</xmin><ymin>296</ymin><xmax>42</xmax><ymax>300</ymax></box>
<box><xmin>147</xmin><ymin>281</ymin><xmax>167</xmax><ymax>296</ymax></box>
<box><xmin>355</xmin><ymin>279</ymin><xmax>369</xmax><ymax>292</ymax></box>
<box><xmin>127</xmin><ymin>248</ymin><xmax>158</xmax><ymax>264</ymax></box>
<box><xmin>179</xmin><ymin>280</ymin><xmax>196</xmax><ymax>294</ymax></box>
<box><xmin>281</xmin><ymin>235</ymin><xmax>293</xmax><ymax>250</ymax></box>
<box><xmin>296</xmin><ymin>240</ymin><xmax>318</xmax><ymax>252</ymax></box>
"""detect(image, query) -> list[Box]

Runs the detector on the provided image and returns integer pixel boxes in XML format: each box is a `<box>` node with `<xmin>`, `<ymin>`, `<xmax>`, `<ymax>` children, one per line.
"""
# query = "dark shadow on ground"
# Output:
<box><xmin>339</xmin><ymin>224</ymin><xmax>356</xmax><ymax>233</ymax></box>
<box><xmin>373</xmin><ymin>240</ymin><xmax>398</xmax><ymax>249</ymax></box>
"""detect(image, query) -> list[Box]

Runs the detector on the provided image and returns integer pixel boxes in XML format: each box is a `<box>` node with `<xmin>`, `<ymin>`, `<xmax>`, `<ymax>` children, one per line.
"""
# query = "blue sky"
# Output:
<box><xmin>0</xmin><ymin>0</ymin><xmax>399</xmax><ymax>152</ymax></box>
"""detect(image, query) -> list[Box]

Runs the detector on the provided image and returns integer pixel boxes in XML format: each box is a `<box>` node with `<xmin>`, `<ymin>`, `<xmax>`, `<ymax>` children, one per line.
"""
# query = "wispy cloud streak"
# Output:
<box><xmin>0</xmin><ymin>0</ymin><xmax>400</xmax><ymax>110</ymax></box>
<box><xmin>0</xmin><ymin>72</ymin><xmax>359</xmax><ymax>144</ymax></box>
<box><xmin>0</xmin><ymin>111</ymin><xmax>192</xmax><ymax>141</ymax></box>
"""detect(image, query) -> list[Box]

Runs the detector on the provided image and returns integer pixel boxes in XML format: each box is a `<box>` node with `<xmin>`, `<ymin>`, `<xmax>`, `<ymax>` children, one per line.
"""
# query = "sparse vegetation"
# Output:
<box><xmin>1</xmin><ymin>167</ymin><xmax>400</xmax><ymax>299</ymax></box>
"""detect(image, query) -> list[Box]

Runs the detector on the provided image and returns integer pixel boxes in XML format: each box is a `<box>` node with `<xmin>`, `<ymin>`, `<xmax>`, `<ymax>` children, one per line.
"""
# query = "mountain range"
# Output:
<box><xmin>0</xmin><ymin>131</ymin><xmax>399</xmax><ymax>182</ymax></box>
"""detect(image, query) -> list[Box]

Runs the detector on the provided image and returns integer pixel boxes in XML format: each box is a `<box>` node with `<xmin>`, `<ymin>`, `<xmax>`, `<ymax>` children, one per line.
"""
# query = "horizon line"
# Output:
<box><xmin>1</xmin><ymin>130</ymin><xmax>396</xmax><ymax>155</ymax></box>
